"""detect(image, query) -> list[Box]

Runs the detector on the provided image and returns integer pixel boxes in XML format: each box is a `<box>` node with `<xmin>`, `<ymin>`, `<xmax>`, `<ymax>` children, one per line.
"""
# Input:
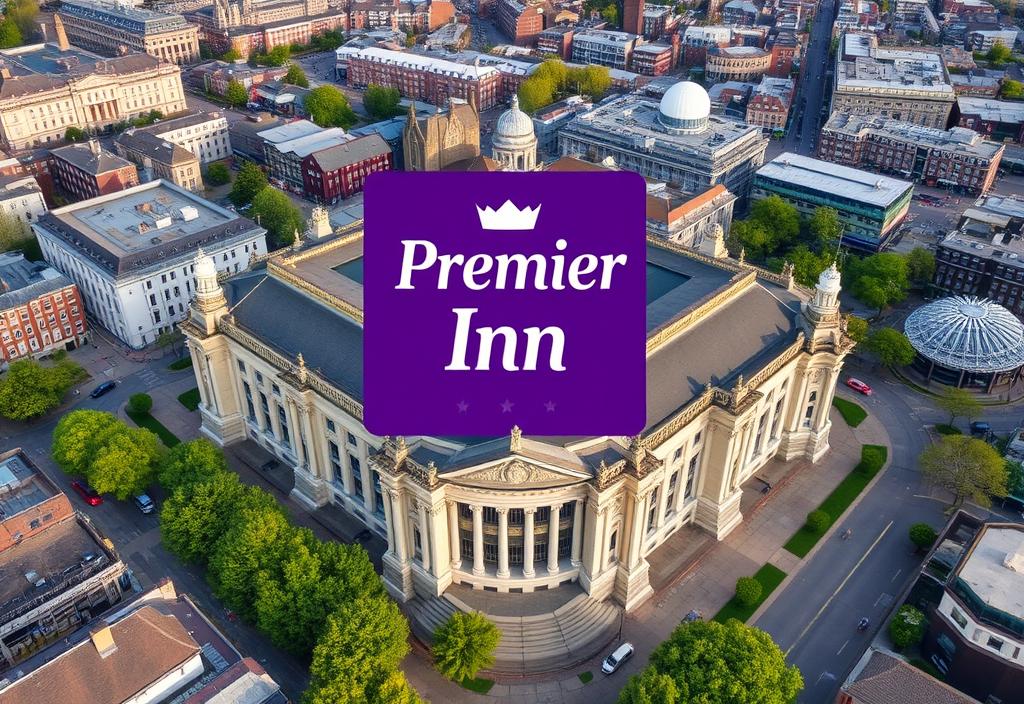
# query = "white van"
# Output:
<box><xmin>601</xmin><ymin>642</ymin><xmax>634</xmax><ymax>674</ymax></box>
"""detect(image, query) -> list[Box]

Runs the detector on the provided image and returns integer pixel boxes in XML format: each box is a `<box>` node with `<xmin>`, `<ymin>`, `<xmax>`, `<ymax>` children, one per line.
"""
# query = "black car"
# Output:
<box><xmin>970</xmin><ymin>421</ymin><xmax>992</xmax><ymax>437</ymax></box>
<box><xmin>89</xmin><ymin>381</ymin><xmax>117</xmax><ymax>398</ymax></box>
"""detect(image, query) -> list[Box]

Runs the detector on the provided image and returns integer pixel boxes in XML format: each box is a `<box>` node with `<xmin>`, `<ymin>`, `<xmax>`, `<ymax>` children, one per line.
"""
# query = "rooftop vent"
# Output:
<box><xmin>90</xmin><ymin>625</ymin><xmax>117</xmax><ymax>659</ymax></box>
<box><xmin>180</xmin><ymin>206</ymin><xmax>199</xmax><ymax>222</ymax></box>
<box><xmin>1003</xmin><ymin>544</ymin><xmax>1024</xmax><ymax>572</ymax></box>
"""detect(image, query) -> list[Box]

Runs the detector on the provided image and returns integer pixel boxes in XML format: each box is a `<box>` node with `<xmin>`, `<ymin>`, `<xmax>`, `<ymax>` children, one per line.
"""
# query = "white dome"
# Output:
<box><xmin>495</xmin><ymin>95</ymin><xmax>535</xmax><ymax>140</ymax></box>
<box><xmin>659</xmin><ymin>81</ymin><xmax>711</xmax><ymax>125</ymax></box>
<box><xmin>817</xmin><ymin>261</ymin><xmax>841</xmax><ymax>293</ymax></box>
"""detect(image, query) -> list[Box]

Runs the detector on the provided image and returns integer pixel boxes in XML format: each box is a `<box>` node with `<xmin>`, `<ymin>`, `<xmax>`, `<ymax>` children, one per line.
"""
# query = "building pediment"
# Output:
<box><xmin>448</xmin><ymin>458</ymin><xmax>589</xmax><ymax>489</ymax></box>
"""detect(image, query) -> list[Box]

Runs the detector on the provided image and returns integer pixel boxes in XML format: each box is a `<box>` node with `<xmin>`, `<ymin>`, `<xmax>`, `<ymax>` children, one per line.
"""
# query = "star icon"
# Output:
<box><xmin>456</xmin><ymin>400</ymin><xmax>469</xmax><ymax>413</ymax></box>
<box><xmin>500</xmin><ymin>399</ymin><xmax>514</xmax><ymax>413</ymax></box>
<box><xmin>544</xmin><ymin>401</ymin><xmax>557</xmax><ymax>412</ymax></box>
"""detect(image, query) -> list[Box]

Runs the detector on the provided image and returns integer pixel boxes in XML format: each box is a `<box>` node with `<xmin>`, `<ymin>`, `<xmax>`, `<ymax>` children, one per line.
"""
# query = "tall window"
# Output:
<box><xmin>608</xmin><ymin>530</ymin><xmax>618</xmax><ymax>564</ymax></box>
<box><xmin>351</xmin><ymin>454</ymin><xmax>363</xmax><ymax>502</ymax></box>
<box><xmin>329</xmin><ymin>441</ymin><xmax>342</xmax><ymax>486</ymax></box>
<box><xmin>684</xmin><ymin>453</ymin><xmax>700</xmax><ymax>500</ymax></box>
<box><xmin>242</xmin><ymin>382</ymin><xmax>255</xmax><ymax>421</ymax></box>
<box><xmin>373</xmin><ymin>471</ymin><xmax>383</xmax><ymax>517</ymax></box>
<box><xmin>771</xmin><ymin>397</ymin><xmax>784</xmax><ymax>438</ymax></box>
<box><xmin>277</xmin><ymin>405</ymin><xmax>290</xmax><ymax>447</ymax></box>
<box><xmin>754</xmin><ymin>412</ymin><xmax>769</xmax><ymax>455</ymax></box>
<box><xmin>647</xmin><ymin>488</ymin><xmax>659</xmax><ymax>532</ymax></box>
<box><xmin>259</xmin><ymin>392</ymin><xmax>271</xmax><ymax>432</ymax></box>
<box><xmin>665</xmin><ymin>470</ymin><xmax>679</xmax><ymax>519</ymax></box>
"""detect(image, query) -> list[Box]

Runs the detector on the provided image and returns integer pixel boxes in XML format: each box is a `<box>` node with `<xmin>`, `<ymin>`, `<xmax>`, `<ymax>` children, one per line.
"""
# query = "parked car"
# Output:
<box><xmin>970</xmin><ymin>421</ymin><xmax>992</xmax><ymax>437</ymax></box>
<box><xmin>845</xmin><ymin>378</ymin><xmax>872</xmax><ymax>395</ymax></box>
<box><xmin>134</xmin><ymin>494</ymin><xmax>155</xmax><ymax>514</ymax></box>
<box><xmin>89</xmin><ymin>380</ymin><xmax>117</xmax><ymax>398</ymax></box>
<box><xmin>601</xmin><ymin>642</ymin><xmax>634</xmax><ymax>675</ymax></box>
<box><xmin>71</xmin><ymin>480</ymin><xmax>103</xmax><ymax>506</ymax></box>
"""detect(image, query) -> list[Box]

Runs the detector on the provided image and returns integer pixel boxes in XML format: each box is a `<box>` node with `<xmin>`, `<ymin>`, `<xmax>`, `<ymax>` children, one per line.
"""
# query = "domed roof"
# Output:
<box><xmin>659</xmin><ymin>81</ymin><xmax>711</xmax><ymax>124</ymax></box>
<box><xmin>817</xmin><ymin>261</ymin><xmax>841</xmax><ymax>293</ymax></box>
<box><xmin>904</xmin><ymin>295</ymin><xmax>1024</xmax><ymax>373</ymax></box>
<box><xmin>495</xmin><ymin>95</ymin><xmax>535</xmax><ymax>140</ymax></box>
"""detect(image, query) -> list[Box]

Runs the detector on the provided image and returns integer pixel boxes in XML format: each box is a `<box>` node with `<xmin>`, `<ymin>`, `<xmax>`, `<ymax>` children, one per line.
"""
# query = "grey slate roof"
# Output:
<box><xmin>50</xmin><ymin>143</ymin><xmax>134</xmax><ymax>175</ymax></box>
<box><xmin>115</xmin><ymin>130</ymin><xmax>197</xmax><ymax>166</ymax></box>
<box><xmin>0</xmin><ymin>253</ymin><xmax>74</xmax><ymax>309</ymax></box>
<box><xmin>309</xmin><ymin>134</ymin><xmax>391</xmax><ymax>172</ymax></box>
<box><xmin>842</xmin><ymin>649</ymin><xmax>980</xmax><ymax>704</ymax></box>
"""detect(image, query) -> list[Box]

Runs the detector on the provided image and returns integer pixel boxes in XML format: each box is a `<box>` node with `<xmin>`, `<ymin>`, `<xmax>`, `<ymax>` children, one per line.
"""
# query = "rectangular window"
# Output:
<box><xmin>326</xmin><ymin>418</ymin><xmax>336</xmax><ymax>433</ymax></box>
<box><xmin>684</xmin><ymin>453</ymin><xmax>700</xmax><ymax>499</ymax></box>
<box><xmin>351</xmin><ymin>454</ymin><xmax>363</xmax><ymax>502</ymax></box>
<box><xmin>277</xmin><ymin>405</ymin><xmax>290</xmax><ymax>446</ymax></box>
<box><xmin>647</xmin><ymin>488</ymin><xmax>659</xmax><ymax>531</ymax></box>
<box><xmin>988</xmin><ymin>636</ymin><xmax>1004</xmax><ymax>651</ymax></box>
<box><xmin>237</xmin><ymin>359</ymin><xmax>246</xmax><ymax>373</ymax></box>
<box><xmin>348</xmin><ymin>431</ymin><xmax>358</xmax><ymax>447</ymax></box>
<box><xmin>951</xmin><ymin>607</ymin><xmax>968</xmax><ymax>629</ymax></box>
<box><xmin>242</xmin><ymin>382</ymin><xmax>255</xmax><ymax>420</ymax></box>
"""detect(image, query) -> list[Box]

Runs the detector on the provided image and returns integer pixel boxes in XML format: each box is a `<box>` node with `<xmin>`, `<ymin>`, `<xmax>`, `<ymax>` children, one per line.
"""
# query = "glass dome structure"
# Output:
<box><xmin>904</xmin><ymin>295</ymin><xmax>1024</xmax><ymax>392</ymax></box>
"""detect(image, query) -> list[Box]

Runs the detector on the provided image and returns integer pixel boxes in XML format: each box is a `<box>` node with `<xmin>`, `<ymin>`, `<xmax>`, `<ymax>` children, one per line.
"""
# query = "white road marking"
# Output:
<box><xmin>837</xmin><ymin>640</ymin><xmax>849</xmax><ymax>655</ymax></box>
<box><xmin>891</xmin><ymin>568</ymin><xmax>902</xmax><ymax>583</ymax></box>
<box><xmin>785</xmin><ymin>521</ymin><xmax>894</xmax><ymax>657</ymax></box>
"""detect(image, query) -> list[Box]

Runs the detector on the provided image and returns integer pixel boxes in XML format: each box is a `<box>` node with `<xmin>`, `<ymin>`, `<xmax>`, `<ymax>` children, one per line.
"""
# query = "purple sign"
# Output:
<box><xmin>363</xmin><ymin>171</ymin><xmax>647</xmax><ymax>437</ymax></box>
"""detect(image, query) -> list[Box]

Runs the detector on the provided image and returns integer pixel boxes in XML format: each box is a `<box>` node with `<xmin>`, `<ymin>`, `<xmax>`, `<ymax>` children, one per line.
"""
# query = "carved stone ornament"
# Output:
<box><xmin>295</xmin><ymin>352</ymin><xmax>308</xmax><ymax>385</ymax></box>
<box><xmin>463</xmin><ymin>460</ymin><xmax>567</xmax><ymax>485</ymax></box>
<box><xmin>510</xmin><ymin>425</ymin><xmax>522</xmax><ymax>453</ymax></box>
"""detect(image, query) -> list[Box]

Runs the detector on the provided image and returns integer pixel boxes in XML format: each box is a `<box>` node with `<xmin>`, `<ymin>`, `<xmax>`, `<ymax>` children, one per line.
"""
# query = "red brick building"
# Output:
<box><xmin>346</xmin><ymin>47</ymin><xmax>502</xmax><ymax>109</ymax></box>
<box><xmin>48</xmin><ymin>142</ymin><xmax>139</xmax><ymax>203</ymax></box>
<box><xmin>768</xmin><ymin>31</ymin><xmax>799</xmax><ymax>77</ymax></box>
<box><xmin>745</xmin><ymin>77</ymin><xmax>795</xmax><ymax>132</ymax></box>
<box><xmin>0</xmin><ymin>449</ymin><xmax>74</xmax><ymax>552</ymax></box>
<box><xmin>429</xmin><ymin>0</ymin><xmax>456</xmax><ymax>29</ymax></box>
<box><xmin>496</xmin><ymin>0</ymin><xmax>546</xmax><ymax>45</ymax></box>
<box><xmin>0</xmin><ymin>252</ymin><xmax>89</xmax><ymax>361</ymax></box>
<box><xmin>623</xmin><ymin>0</ymin><xmax>644</xmax><ymax>35</ymax></box>
<box><xmin>537</xmin><ymin>25</ymin><xmax>573</xmax><ymax>58</ymax></box>
<box><xmin>302</xmin><ymin>134</ymin><xmax>392</xmax><ymax>203</ymax></box>
<box><xmin>631</xmin><ymin>43</ymin><xmax>674</xmax><ymax>75</ymax></box>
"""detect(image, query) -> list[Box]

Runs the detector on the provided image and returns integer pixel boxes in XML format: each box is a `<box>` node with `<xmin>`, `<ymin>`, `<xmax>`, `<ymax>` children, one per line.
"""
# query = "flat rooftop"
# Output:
<box><xmin>0</xmin><ymin>517</ymin><xmax>109</xmax><ymax>611</ymax></box>
<box><xmin>36</xmin><ymin>180</ymin><xmax>263</xmax><ymax>276</ymax></box>
<box><xmin>958</xmin><ymin>97</ymin><xmax>1024</xmax><ymax>123</ymax></box>
<box><xmin>343</xmin><ymin>46</ymin><xmax>499</xmax><ymax>80</ymax></box>
<box><xmin>255</xmin><ymin>119</ymin><xmax>322</xmax><ymax>144</ymax></box>
<box><xmin>755</xmin><ymin>152</ymin><xmax>913</xmax><ymax>207</ymax></box>
<box><xmin>0</xmin><ymin>42</ymin><xmax>103</xmax><ymax>76</ymax></box>
<box><xmin>823</xmin><ymin>113</ymin><xmax>1004</xmax><ymax>158</ymax></box>
<box><xmin>956</xmin><ymin>525</ymin><xmax>1024</xmax><ymax>619</ymax></box>
<box><xmin>0</xmin><ymin>450</ymin><xmax>58</xmax><ymax>522</ymax></box>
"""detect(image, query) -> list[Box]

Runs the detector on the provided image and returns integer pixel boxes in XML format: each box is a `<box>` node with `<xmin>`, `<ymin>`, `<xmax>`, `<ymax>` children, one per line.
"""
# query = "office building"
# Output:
<box><xmin>496</xmin><ymin>0</ymin><xmax>546</xmax><ymax>45</ymax></box>
<box><xmin>957</xmin><ymin>98</ymin><xmax>1024</xmax><ymax>144</ymax></box>
<box><xmin>57</xmin><ymin>0</ymin><xmax>200</xmax><ymax>64</ymax></box>
<box><xmin>570</xmin><ymin>29</ymin><xmax>638</xmax><ymax>71</ymax></box>
<box><xmin>49</xmin><ymin>141</ymin><xmax>139</xmax><ymax>202</ymax></box>
<box><xmin>114</xmin><ymin>129</ymin><xmax>204</xmax><ymax>191</ymax></box>
<box><xmin>745</xmin><ymin>76</ymin><xmax>795</xmax><ymax>132</ymax></box>
<box><xmin>302</xmin><ymin>134</ymin><xmax>393</xmax><ymax>203</ymax></box>
<box><xmin>0</xmin><ymin>175</ymin><xmax>47</xmax><ymax>227</ymax></box>
<box><xmin>0</xmin><ymin>252</ymin><xmax>88</xmax><ymax>360</ymax></box>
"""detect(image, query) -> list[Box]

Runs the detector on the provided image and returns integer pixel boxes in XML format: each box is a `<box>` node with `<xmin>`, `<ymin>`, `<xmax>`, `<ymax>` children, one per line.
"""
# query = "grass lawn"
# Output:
<box><xmin>578</xmin><ymin>672</ymin><xmax>593</xmax><ymax>684</ymax></box>
<box><xmin>178</xmin><ymin>387</ymin><xmax>201</xmax><ymax>411</ymax></box>
<box><xmin>784</xmin><ymin>445</ymin><xmax>888</xmax><ymax>558</ymax></box>
<box><xmin>126</xmin><ymin>409</ymin><xmax>181</xmax><ymax>447</ymax></box>
<box><xmin>934</xmin><ymin>424</ymin><xmax>962</xmax><ymax>435</ymax></box>
<box><xmin>832</xmin><ymin>397</ymin><xmax>867</xmax><ymax>427</ymax></box>
<box><xmin>168</xmin><ymin>356</ymin><xmax>193</xmax><ymax>371</ymax></box>
<box><xmin>459</xmin><ymin>677</ymin><xmax>494</xmax><ymax>694</ymax></box>
<box><xmin>712</xmin><ymin>564</ymin><xmax>787</xmax><ymax>624</ymax></box>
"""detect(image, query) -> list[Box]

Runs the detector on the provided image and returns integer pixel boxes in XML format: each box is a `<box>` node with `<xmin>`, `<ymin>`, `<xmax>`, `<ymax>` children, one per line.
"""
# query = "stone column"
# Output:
<box><xmin>674</xmin><ymin>463</ymin><xmax>688</xmax><ymax>514</ymax></box>
<box><xmin>496</xmin><ymin>507</ymin><xmax>510</xmax><ymax>578</ymax></box>
<box><xmin>358</xmin><ymin>442</ymin><xmax>374</xmax><ymax>510</ymax></box>
<box><xmin>570</xmin><ymin>499</ymin><xmax>584</xmax><ymax>566</ymax></box>
<box><xmin>447</xmin><ymin>501</ymin><xmax>461</xmax><ymax>569</ymax></box>
<box><xmin>340</xmin><ymin>446</ymin><xmax>354</xmax><ymax>496</ymax></box>
<box><xmin>656</xmin><ymin>476</ymin><xmax>670</xmax><ymax>529</ymax></box>
<box><xmin>417</xmin><ymin>501</ymin><xmax>431</xmax><ymax>572</ymax></box>
<box><xmin>299</xmin><ymin>404</ymin><xmax>318</xmax><ymax>476</ymax></box>
<box><xmin>628</xmin><ymin>492</ymin><xmax>647</xmax><ymax>569</ymax></box>
<box><xmin>382</xmin><ymin>488</ymin><xmax>395</xmax><ymax>555</ymax></box>
<box><xmin>286</xmin><ymin>399</ymin><xmax>303</xmax><ymax>464</ymax></box>
<box><xmin>523</xmin><ymin>508</ymin><xmax>536</xmax><ymax>578</ymax></box>
<box><xmin>393</xmin><ymin>491</ymin><xmax>408</xmax><ymax>563</ymax></box>
<box><xmin>548</xmin><ymin>503</ymin><xmax>562</xmax><ymax>575</ymax></box>
<box><xmin>471</xmin><ymin>504</ymin><xmax>485</xmax><ymax>576</ymax></box>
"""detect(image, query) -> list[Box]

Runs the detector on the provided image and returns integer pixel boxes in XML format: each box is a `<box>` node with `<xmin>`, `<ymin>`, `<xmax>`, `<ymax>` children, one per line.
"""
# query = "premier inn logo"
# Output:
<box><xmin>364</xmin><ymin>171</ymin><xmax>647</xmax><ymax>437</ymax></box>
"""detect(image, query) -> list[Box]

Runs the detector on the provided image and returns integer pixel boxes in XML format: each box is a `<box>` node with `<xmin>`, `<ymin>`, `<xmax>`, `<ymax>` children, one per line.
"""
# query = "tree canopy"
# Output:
<box><xmin>0</xmin><ymin>17</ymin><xmax>23</xmax><ymax>49</ymax></box>
<box><xmin>936</xmin><ymin>387</ymin><xmax>982</xmax><ymax>427</ymax></box>
<box><xmin>220</xmin><ymin>48</ymin><xmax>242</xmax><ymax>62</ymax></box>
<box><xmin>920</xmin><ymin>435</ymin><xmax>1007</xmax><ymax>509</ymax></box>
<box><xmin>1001</xmin><ymin>79</ymin><xmax>1024</xmax><ymax>100</ymax></box>
<box><xmin>432</xmin><ymin>612</ymin><xmax>502</xmax><ymax>682</ymax></box>
<box><xmin>250</xmin><ymin>187</ymin><xmax>304</xmax><ymax>248</ymax></box>
<box><xmin>807</xmin><ymin>206</ymin><xmax>842</xmax><ymax>249</ymax></box>
<box><xmin>305</xmin><ymin>85</ymin><xmax>358</xmax><ymax>128</ymax></box>
<box><xmin>620</xmin><ymin>620</ymin><xmax>802</xmax><ymax>704</ymax></box>
<box><xmin>517</xmin><ymin>59</ymin><xmax>611</xmax><ymax>112</ymax></box>
<box><xmin>364</xmin><ymin>84</ymin><xmax>403</xmax><ymax>120</ymax></box>
<box><xmin>0</xmin><ymin>357</ymin><xmax>85</xmax><ymax>421</ymax></box>
<box><xmin>986</xmin><ymin>42</ymin><xmax>1012</xmax><ymax>64</ymax></box>
<box><xmin>224</xmin><ymin>79</ymin><xmax>249</xmax><ymax>107</ymax></box>
<box><xmin>905</xmin><ymin>247</ymin><xmax>936</xmax><ymax>286</ymax></box>
<box><xmin>845</xmin><ymin>315</ymin><xmax>869</xmax><ymax>344</ymax></box>
<box><xmin>847</xmin><ymin>252</ymin><xmax>910</xmax><ymax>315</ymax></box>
<box><xmin>158</xmin><ymin>438</ymin><xmax>229</xmax><ymax>493</ymax></box>
<box><xmin>229</xmin><ymin>162</ymin><xmax>268</xmax><ymax>206</ymax></box>
<box><xmin>863</xmin><ymin>327</ymin><xmax>916</xmax><ymax>367</ymax></box>
<box><xmin>285</xmin><ymin>64</ymin><xmax>309</xmax><ymax>88</ymax></box>
<box><xmin>160</xmin><ymin>470</ymin><xmax>248</xmax><ymax>565</ymax></box>
<box><xmin>205</xmin><ymin>162</ymin><xmax>231</xmax><ymax>187</ymax></box>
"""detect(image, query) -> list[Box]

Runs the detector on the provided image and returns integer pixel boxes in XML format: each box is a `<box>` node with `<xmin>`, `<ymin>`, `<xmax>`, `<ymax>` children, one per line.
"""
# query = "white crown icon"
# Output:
<box><xmin>476</xmin><ymin>200</ymin><xmax>541</xmax><ymax>231</ymax></box>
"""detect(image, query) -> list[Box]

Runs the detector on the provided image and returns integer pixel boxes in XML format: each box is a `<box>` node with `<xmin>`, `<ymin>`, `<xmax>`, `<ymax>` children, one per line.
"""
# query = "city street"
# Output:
<box><xmin>783</xmin><ymin>0</ymin><xmax>837</xmax><ymax>156</ymax></box>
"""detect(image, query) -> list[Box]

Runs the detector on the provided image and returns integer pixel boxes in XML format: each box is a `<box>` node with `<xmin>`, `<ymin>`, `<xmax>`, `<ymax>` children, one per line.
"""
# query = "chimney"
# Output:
<box><xmin>53</xmin><ymin>14</ymin><xmax>70</xmax><ymax>52</ymax></box>
<box><xmin>89</xmin><ymin>625</ymin><xmax>117</xmax><ymax>658</ymax></box>
<box><xmin>88</xmin><ymin>139</ymin><xmax>100</xmax><ymax>156</ymax></box>
<box><xmin>38</xmin><ymin>21</ymin><xmax>47</xmax><ymax>43</ymax></box>
<box><xmin>0</xmin><ymin>67</ymin><xmax>9</xmax><ymax>80</ymax></box>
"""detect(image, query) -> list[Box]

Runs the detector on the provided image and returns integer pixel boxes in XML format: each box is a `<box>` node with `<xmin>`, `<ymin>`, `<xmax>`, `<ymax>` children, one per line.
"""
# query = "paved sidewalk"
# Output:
<box><xmin>399</xmin><ymin>403</ymin><xmax>891</xmax><ymax>704</ymax></box>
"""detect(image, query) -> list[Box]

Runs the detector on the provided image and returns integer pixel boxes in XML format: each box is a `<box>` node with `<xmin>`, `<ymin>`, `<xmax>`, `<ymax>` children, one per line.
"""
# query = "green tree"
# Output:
<box><xmin>845</xmin><ymin>315</ymin><xmax>869</xmax><ymax>344</ymax></box>
<box><xmin>1007</xmin><ymin>460</ymin><xmax>1024</xmax><ymax>500</ymax></box>
<box><xmin>734</xmin><ymin>576</ymin><xmax>763</xmax><ymax>607</ymax></box>
<box><xmin>88</xmin><ymin>426</ymin><xmax>162</xmax><ymax>499</ymax></box>
<box><xmin>618</xmin><ymin>668</ymin><xmax>679</xmax><ymax>704</ymax></box>
<box><xmin>808</xmin><ymin>206</ymin><xmax>842</xmax><ymax>249</ymax></box>
<box><xmin>1001</xmin><ymin>79</ymin><xmax>1024</xmax><ymax>99</ymax></box>
<box><xmin>919</xmin><ymin>435</ymin><xmax>1008</xmax><ymax>510</ymax></box>
<box><xmin>229</xmin><ymin>162</ymin><xmax>268</xmax><ymax>206</ymax></box>
<box><xmin>161</xmin><ymin>471</ymin><xmax>248</xmax><ymax>564</ymax></box>
<box><xmin>568</xmin><ymin>64</ymin><xmax>612</xmax><ymax>99</ymax></box>
<box><xmin>848</xmin><ymin>252</ymin><xmax>910</xmax><ymax>315</ymax></box>
<box><xmin>52</xmin><ymin>410</ymin><xmax>124</xmax><ymax>475</ymax></box>
<box><xmin>207</xmin><ymin>495</ymin><xmax>291</xmax><ymax>618</ymax></box>
<box><xmin>157</xmin><ymin>438</ymin><xmax>228</xmax><ymax>492</ymax></box>
<box><xmin>936</xmin><ymin>387</ymin><xmax>982</xmax><ymax>427</ymax></box>
<box><xmin>0</xmin><ymin>357</ymin><xmax>85</xmax><ymax>421</ymax></box>
<box><xmin>623</xmin><ymin>620</ymin><xmax>802</xmax><ymax>704</ymax></box>
<box><xmin>205</xmin><ymin>162</ymin><xmax>231</xmax><ymax>186</ymax></box>
<box><xmin>889</xmin><ymin>605</ymin><xmax>926</xmax><ymax>650</ymax></box>
<box><xmin>749</xmin><ymin>196</ymin><xmax>801</xmax><ymax>249</ymax></box>
<box><xmin>221</xmin><ymin>48</ymin><xmax>242</xmax><ymax>62</ymax></box>
<box><xmin>64</xmin><ymin>126</ymin><xmax>88</xmax><ymax>143</ymax></box>
<box><xmin>285</xmin><ymin>63</ymin><xmax>309</xmax><ymax>88</ymax></box>
<box><xmin>405</xmin><ymin>30</ymin><xmax>416</xmax><ymax>48</ymax></box>
<box><xmin>533</xmin><ymin>58</ymin><xmax>569</xmax><ymax>87</ymax></box>
<box><xmin>255</xmin><ymin>530</ymin><xmax>384</xmax><ymax>656</ymax></box>
<box><xmin>905</xmin><ymin>247</ymin><xmax>936</xmax><ymax>286</ymax></box>
<box><xmin>601</xmin><ymin>3</ymin><xmax>618</xmax><ymax>23</ymax></box>
<box><xmin>304</xmin><ymin>595</ymin><xmax>412</xmax><ymax>704</ymax></box>
<box><xmin>6</xmin><ymin>0</ymin><xmax>38</xmax><ymax>37</ymax></box>
<box><xmin>0</xmin><ymin>210</ymin><xmax>31</xmax><ymax>252</ymax></box>
<box><xmin>864</xmin><ymin>327</ymin><xmax>916</xmax><ymax>367</ymax></box>
<box><xmin>432</xmin><ymin>612</ymin><xmax>502</xmax><ymax>682</ymax></box>
<box><xmin>731</xmin><ymin>220</ymin><xmax>775</xmax><ymax>260</ymax></box>
<box><xmin>250</xmin><ymin>187</ymin><xmax>304</xmax><ymax>248</ymax></box>
<box><xmin>0</xmin><ymin>17</ymin><xmax>23</xmax><ymax>49</ymax></box>
<box><xmin>518</xmin><ymin>76</ymin><xmax>556</xmax><ymax>112</ymax></box>
<box><xmin>127</xmin><ymin>393</ymin><xmax>153</xmax><ymax>415</ymax></box>
<box><xmin>225</xmin><ymin>78</ymin><xmax>249</xmax><ymax>107</ymax></box>
<box><xmin>266</xmin><ymin>45</ymin><xmax>290</xmax><ymax>66</ymax></box>
<box><xmin>305</xmin><ymin>85</ymin><xmax>357</xmax><ymax>128</ymax></box>
<box><xmin>909</xmin><ymin>523</ymin><xmax>937</xmax><ymax>551</ymax></box>
<box><xmin>787</xmin><ymin>245</ymin><xmax>830</xmax><ymax>287</ymax></box>
<box><xmin>364</xmin><ymin>83</ymin><xmax>403</xmax><ymax>120</ymax></box>
<box><xmin>986</xmin><ymin>42</ymin><xmax>1012</xmax><ymax>65</ymax></box>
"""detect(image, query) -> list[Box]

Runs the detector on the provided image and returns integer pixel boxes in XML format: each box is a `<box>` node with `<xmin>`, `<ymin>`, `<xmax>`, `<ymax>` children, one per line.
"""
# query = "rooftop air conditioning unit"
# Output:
<box><xmin>180</xmin><ymin>206</ymin><xmax>199</xmax><ymax>222</ymax></box>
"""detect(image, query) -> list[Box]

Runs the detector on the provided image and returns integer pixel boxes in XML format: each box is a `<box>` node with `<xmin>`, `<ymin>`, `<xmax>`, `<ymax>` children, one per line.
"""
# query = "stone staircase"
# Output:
<box><xmin>406</xmin><ymin>592</ymin><xmax>621</xmax><ymax>676</ymax></box>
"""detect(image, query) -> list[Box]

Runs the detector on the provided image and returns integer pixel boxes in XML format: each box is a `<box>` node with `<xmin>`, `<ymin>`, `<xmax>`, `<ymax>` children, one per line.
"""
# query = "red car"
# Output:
<box><xmin>845</xmin><ymin>378</ymin><xmax>872</xmax><ymax>396</ymax></box>
<box><xmin>71</xmin><ymin>480</ymin><xmax>103</xmax><ymax>506</ymax></box>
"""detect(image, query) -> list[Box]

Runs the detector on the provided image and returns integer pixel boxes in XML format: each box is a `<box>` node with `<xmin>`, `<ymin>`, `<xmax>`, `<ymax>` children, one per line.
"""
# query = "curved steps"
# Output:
<box><xmin>406</xmin><ymin>592</ymin><xmax>621</xmax><ymax>676</ymax></box>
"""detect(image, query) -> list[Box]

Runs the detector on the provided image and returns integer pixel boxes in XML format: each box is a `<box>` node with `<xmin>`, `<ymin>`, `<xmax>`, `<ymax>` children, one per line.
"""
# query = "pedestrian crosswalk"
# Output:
<box><xmin>137</xmin><ymin>369</ymin><xmax>161</xmax><ymax>389</ymax></box>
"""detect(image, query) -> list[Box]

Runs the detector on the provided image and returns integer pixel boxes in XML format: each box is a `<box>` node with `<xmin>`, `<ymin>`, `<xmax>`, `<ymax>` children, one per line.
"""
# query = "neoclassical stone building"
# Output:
<box><xmin>183</xmin><ymin>224</ymin><xmax>853</xmax><ymax>610</ymax></box>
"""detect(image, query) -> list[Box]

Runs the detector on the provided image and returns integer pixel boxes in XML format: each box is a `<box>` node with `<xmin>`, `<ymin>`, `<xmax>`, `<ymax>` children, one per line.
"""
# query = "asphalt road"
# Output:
<box><xmin>756</xmin><ymin>362</ymin><xmax>1022</xmax><ymax>703</ymax></box>
<box><xmin>783</xmin><ymin>0</ymin><xmax>837</xmax><ymax>155</ymax></box>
